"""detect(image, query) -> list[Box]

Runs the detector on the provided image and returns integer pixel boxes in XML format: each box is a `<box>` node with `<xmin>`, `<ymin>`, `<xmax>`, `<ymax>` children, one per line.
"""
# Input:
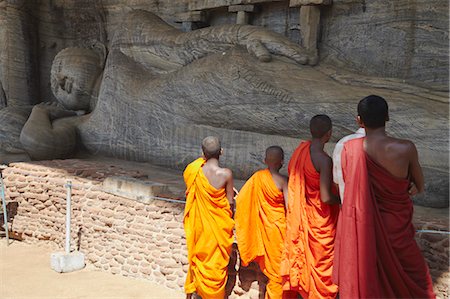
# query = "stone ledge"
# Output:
<box><xmin>289</xmin><ymin>0</ymin><xmax>332</xmax><ymax>6</ymax></box>
<box><xmin>189</xmin><ymin>0</ymin><xmax>284</xmax><ymax>11</ymax></box>
<box><xmin>102</xmin><ymin>176</ymin><xmax>169</xmax><ymax>203</ymax></box>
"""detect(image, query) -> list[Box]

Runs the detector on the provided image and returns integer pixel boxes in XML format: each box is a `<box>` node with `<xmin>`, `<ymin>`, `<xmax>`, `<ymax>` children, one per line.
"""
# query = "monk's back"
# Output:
<box><xmin>202</xmin><ymin>162</ymin><xmax>230</xmax><ymax>190</ymax></box>
<box><xmin>364</xmin><ymin>135</ymin><xmax>413</xmax><ymax>179</ymax></box>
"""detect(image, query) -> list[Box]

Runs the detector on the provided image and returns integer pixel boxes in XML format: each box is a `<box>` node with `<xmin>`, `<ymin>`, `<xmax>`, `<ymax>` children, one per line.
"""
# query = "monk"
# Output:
<box><xmin>235</xmin><ymin>146</ymin><xmax>288</xmax><ymax>299</ymax></box>
<box><xmin>332</xmin><ymin>95</ymin><xmax>435</xmax><ymax>298</ymax></box>
<box><xmin>281</xmin><ymin>114</ymin><xmax>340</xmax><ymax>299</ymax></box>
<box><xmin>183</xmin><ymin>136</ymin><xmax>235</xmax><ymax>299</ymax></box>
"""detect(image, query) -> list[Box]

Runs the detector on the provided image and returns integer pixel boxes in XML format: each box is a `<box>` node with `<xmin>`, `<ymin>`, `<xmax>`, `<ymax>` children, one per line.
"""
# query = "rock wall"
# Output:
<box><xmin>1</xmin><ymin>0</ymin><xmax>447</xmax><ymax>104</ymax></box>
<box><xmin>2</xmin><ymin>160</ymin><xmax>449</xmax><ymax>298</ymax></box>
<box><xmin>1</xmin><ymin>1</ymin><xmax>40</xmax><ymax>106</ymax></box>
<box><xmin>321</xmin><ymin>0</ymin><xmax>449</xmax><ymax>90</ymax></box>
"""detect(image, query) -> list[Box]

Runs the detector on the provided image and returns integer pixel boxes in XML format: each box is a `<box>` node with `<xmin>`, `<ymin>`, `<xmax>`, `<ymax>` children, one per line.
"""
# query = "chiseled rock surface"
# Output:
<box><xmin>320</xmin><ymin>0</ymin><xmax>449</xmax><ymax>90</ymax></box>
<box><xmin>1</xmin><ymin>0</ymin><xmax>447</xmax><ymax>105</ymax></box>
<box><xmin>2</xmin><ymin>160</ymin><xmax>449</xmax><ymax>298</ymax></box>
<box><xmin>0</xmin><ymin>106</ymin><xmax>32</xmax><ymax>158</ymax></box>
<box><xmin>81</xmin><ymin>44</ymin><xmax>448</xmax><ymax>207</ymax></box>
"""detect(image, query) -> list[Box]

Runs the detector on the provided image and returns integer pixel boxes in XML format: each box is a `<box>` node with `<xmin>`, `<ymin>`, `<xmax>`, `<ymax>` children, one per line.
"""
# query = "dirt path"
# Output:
<box><xmin>0</xmin><ymin>241</ymin><xmax>184</xmax><ymax>299</ymax></box>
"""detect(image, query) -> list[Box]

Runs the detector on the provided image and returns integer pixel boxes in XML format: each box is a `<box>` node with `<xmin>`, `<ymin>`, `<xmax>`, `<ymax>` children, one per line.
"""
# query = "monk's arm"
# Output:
<box><xmin>225</xmin><ymin>170</ymin><xmax>235</xmax><ymax>214</ymax></box>
<box><xmin>319</xmin><ymin>157</ymin><xmax>340</xmax><ymax>205</ymax></box>
<box><xmin>408</xmin><ymin>142</ymin><xmax>424</xmax><ymax>195</ymax></box>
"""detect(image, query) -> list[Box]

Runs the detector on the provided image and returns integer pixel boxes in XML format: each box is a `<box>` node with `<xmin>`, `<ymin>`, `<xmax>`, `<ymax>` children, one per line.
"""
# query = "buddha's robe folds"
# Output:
<box><xmin>183</xmin><ymin>158</ymin><xmax>234</xmax><ymax>299</ymax></box>
<box><xmin>332</xmin><ymin>138</ymin><xmax>435</xmax><ymax>298</ymax></box>
<box><xmin>235</xmin><ymin>169</ymin><xmax>286</xmax><ymax>299</ymax></box>
<box><xmin>281</xmin><ymin>141</ymin><xmax>339</xmax><ymax>299</ymax></box>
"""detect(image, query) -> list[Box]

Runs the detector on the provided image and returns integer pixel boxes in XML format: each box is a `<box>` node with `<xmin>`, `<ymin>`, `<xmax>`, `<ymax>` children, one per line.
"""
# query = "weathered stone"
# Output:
<box><xmin>290</xmin><ymin>0</ymin><xmax>331</xmax><ymax>6</ymax></box>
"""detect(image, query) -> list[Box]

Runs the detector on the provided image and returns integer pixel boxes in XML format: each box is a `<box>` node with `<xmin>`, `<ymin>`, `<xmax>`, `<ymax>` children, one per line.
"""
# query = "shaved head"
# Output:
<box><xmin>310</xmin><ymin>114</ymin><xmax>332</xmax><ymax>138</ymax></box>
<box><xmin>265</xmin><ymin>146</ymin><xmax>284</xmax><ymax>168</ymax></box>
<box><xmin>202</xmin><ymin>136</ymin><xmax>221</xmax><ymax>160</ymax></box>
<box><xmin>357</xmin><ymin>95</ymin><xmax>389</xmax><ymax>128</ymax></box>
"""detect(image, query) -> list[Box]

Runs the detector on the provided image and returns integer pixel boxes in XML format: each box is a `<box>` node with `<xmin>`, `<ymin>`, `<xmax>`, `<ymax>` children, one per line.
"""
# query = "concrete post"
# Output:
<box><xmin>0</xmin><ymin>170</ymin><xmax>9</xmax><ymax>246</ymax></box>
<box><xmin>50</xmin><ymin>180</ymin><xmax>85</xmax><ymax>273</ymax></box>
<box><xmin>65</xmin><ymin>180</ymin><xmax>72</xmax><ymax>254</ymax></box>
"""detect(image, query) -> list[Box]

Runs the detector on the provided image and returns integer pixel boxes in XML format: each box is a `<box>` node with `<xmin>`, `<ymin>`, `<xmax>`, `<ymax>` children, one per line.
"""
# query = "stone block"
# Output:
<box><xmin>189</xmin><ymin>0</ymin><xmax>284</xmax><ymax>11</ymax></box>
<box><xmin>228</xmin><ymin>5</ymin><xmax>255</xmax><ymax>12</ymax></box>
<box><xmin>175</xmin><ymin>11</ymin><xmax>206</xmax><ymax>23</ymax></box>
<box><xmin>50</xmin><ymin>251</ymin><xmax>85</xmax><ymax>273</ymax></box>
<box><xmin>289</xmin><ymin>0</ymin><xmax>332</xmax><ymax>6</ymax></box>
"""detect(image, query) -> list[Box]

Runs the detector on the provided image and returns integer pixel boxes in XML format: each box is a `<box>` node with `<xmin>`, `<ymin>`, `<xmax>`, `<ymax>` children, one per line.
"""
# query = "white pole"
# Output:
<box><xmin>0</xmin><ymin>172</ymin><xmax>9</xmax><ymax>246</ymax></box>
<box><xmin>65</xmin><ymin>181</ymin><xmax>72</xmax><ymax>255</ymax></box>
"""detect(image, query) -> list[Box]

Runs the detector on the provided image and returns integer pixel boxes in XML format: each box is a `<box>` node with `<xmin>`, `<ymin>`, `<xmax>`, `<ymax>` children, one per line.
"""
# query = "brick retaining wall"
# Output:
<box><xmin>2</xmin><ymin>160</ymin><xmax>449</xmax><ymax>298</ymax></box>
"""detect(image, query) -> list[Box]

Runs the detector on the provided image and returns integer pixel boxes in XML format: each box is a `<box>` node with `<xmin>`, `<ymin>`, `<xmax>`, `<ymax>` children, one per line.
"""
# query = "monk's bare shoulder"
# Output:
<box><xmin>280</xmin><ymin>174</ymin><xmax>288</xmax><ymax>188</ymax></box>
<box><xmin>218</xmin><ymin>167</ymin><xmax>233</xmax><ymax>180</ymax></box>
<box><xmin>312</xmin><ymin>151</ymin><xmax>332</xmax><ymax>173</ymax></box>
<box><xmin>385</xmin><ymin>137</ymin><xmax>418</xmax><ymax>159</ymax></box>
<box><xmin>270</xmin><ymin>172</ymin><xmax>288</xmax><ymax>192</ymax></box>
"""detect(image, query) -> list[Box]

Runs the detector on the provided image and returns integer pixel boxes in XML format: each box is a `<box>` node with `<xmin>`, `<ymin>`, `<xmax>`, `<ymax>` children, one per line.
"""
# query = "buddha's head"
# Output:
<box><xmin>51</xmin><ymin>47</ymin><xmax>104</xmax><ymax>111</ymax></box>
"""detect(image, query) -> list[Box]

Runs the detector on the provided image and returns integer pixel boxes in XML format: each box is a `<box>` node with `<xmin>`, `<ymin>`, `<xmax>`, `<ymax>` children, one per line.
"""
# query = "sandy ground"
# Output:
<box><xmin>0</xmin><ymin>241</ymin><xmax>184</xmax><ymax>299</ymax></box>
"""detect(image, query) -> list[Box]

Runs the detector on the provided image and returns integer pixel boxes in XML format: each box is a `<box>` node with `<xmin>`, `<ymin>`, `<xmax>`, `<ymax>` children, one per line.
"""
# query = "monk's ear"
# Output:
<box><xmin>356</xmin><ymin>115</ymin><xmax>364</xmax><ymax>128</ymax></box>
<box><xmin>220</xmin><ymin>148</ymin><xmax>224</xmax><ymax>156</ymax></box>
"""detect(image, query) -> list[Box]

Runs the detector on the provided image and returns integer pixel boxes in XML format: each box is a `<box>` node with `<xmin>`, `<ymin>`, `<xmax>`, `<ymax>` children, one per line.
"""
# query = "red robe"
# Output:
<box><xmin>281</xmin><ymin>141</ymin><xmax>339</xmax><ymax>299</ymax></box>
<box><xmin>333</xmin><ymin>137</ymin><xmax>435</xmax><ymax>298</ymax></box>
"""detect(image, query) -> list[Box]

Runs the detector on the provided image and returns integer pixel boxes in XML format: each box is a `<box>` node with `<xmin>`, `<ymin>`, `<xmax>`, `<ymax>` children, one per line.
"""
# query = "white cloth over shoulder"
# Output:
<box><xmin>332</xmin><ymin>128</ymin><xmax>365</xmax><ymax>202</ymax></box>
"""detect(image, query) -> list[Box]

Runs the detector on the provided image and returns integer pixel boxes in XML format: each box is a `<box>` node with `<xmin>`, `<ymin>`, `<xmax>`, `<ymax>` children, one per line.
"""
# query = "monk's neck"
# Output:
<box><xmin>310</xmin><ymin>138</ymin><xmax>325</xmax><ymax>150</ymax></box>
<box><xmin>204</xmin><ymin>158</ymin><xmax>219</xmax><ymax>167</ymax></box>
<box><xmin>365</xmin><ymin>126</ymin><xmax>387</xmax><ymax>138</ymax></box>
<box><xmin>267</xmin><ymin>166</ymin><xmax>281</xmax><ymax>174</ymax></box>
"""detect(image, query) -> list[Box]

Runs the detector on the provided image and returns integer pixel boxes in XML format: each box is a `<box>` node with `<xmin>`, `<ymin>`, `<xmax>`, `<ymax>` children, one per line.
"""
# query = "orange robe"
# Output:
<box><xmin>183</xmin><ymin>158</ymin><xmax>235</xmax><ymax>299</ymax></box>
<box><xmin>280</xmin><ymin>141</ymin><xmax>339</xmax><ymax>299</ymax></box>
<box><xmin>235</xmin><ymin>169</ymin><xmax>286</xmax><ymax>299</ymax></box>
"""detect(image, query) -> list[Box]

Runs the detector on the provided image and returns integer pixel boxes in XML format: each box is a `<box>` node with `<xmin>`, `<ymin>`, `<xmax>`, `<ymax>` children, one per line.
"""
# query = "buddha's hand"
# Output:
<box><xmin>34</xmin><ymin>102</ymin><xmax>80</xmax><ymax>121</ymax></box>
<box><xmin>237</xmin><ymin>26</ymin><xmax>312</xmax><ymax>65</ymax></box>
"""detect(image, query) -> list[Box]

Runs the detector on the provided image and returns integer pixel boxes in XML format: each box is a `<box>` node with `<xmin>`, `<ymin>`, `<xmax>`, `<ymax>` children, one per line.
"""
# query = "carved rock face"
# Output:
<box><xmin>50</xmin><ymin>48</ymin><xmax>103</xmax><ymax>111</ymax></box>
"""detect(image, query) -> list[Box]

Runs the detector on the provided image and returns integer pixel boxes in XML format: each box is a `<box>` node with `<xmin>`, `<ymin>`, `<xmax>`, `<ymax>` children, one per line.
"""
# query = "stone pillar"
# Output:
<box><xmin>290</xmin><ymin>0</ymin><xmax>332</xmax><ymax>65</ymax></box>
<box><xmin>175</xmin><ymin>11</ymin><xmax>205</xmax><ymax>32</ymax></box>
<box><xmin>299</xmin><ymin>6</ymin><xmax>320</xmax><ymax>54</ymax></box>
<box><xmin>228</xmin><ymin>5</ymin><xmax>255</xmax><ymax>25</ymax></box>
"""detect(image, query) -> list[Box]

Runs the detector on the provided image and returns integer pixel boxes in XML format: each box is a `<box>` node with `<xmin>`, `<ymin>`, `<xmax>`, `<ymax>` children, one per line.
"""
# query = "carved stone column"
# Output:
<box><xmin>290</xmin><ymin>0</ymin><xmax>332</xmax><ymax>64</ymax></box>
<box><xmin>228</xmin><ymin>5</ymin><xmax>255</xmax><ymax>25</ymax></box>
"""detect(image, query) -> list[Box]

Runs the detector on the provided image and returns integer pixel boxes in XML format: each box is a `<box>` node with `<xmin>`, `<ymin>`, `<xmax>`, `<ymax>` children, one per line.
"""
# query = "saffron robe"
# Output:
<box><xmin>183</xmin><ymin>158</ymin><xmax>235</xmax><ymax>299</ymax></box>
<box><xmin>332</xmin><ymin>138</ymin><xmax>435</xmax><ymax>298</ymax></box>
<box><xmin>280</xmin><ymin>141</ymin><xmax>339</xmax><ymax>299</ymax></box>
<box><xmin>235</xmin><ymin>169</ymin><xmax>286</xmax><ymax>299</ymax></box>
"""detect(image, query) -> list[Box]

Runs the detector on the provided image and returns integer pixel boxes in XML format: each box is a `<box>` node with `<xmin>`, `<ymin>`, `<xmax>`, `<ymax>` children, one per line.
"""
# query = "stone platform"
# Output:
<box><xmin>0</xmin><ymin>158</ymin><xmax>448</xmax><ymax>298</ymax></box>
